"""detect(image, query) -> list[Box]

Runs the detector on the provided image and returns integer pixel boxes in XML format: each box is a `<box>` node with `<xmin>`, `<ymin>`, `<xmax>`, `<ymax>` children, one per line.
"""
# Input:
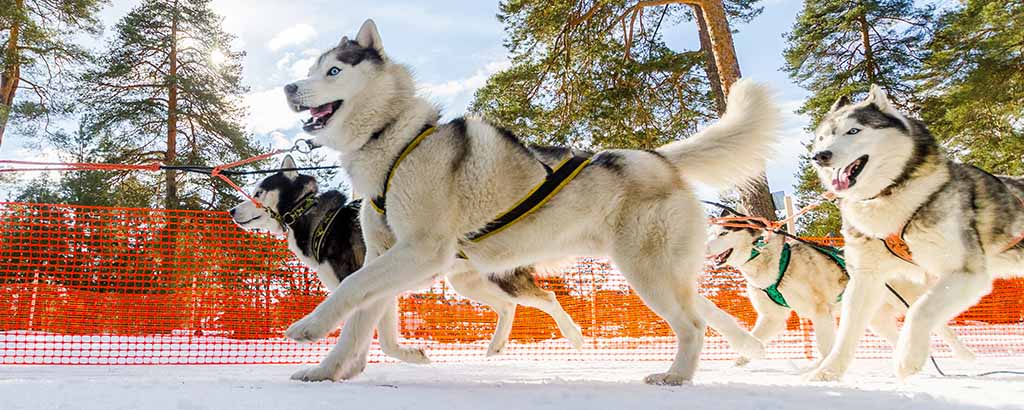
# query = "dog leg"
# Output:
<box><xmin>445</xmin><ymin>271</ymin><xmax>518</xmax><ymax>356</ymax></box>
<box><xmin>376</xmin><ymin>299</ymin><xmax>431</xmax><ymax>364</ymax></box>
<box><xmin>290</xmin><ymin>298</ymin><xmax>390</xmax><ymax>382</ymax></box>
<box><xmin>612</xmin><ymin>252</ymin><xmax>704</xmax><ymax>385</ymax></box>
<box><xmin>696</xmin><ymin>295</ymin><xmax>764</xmax><ymax>361</ymax></box>
<box><xmin>935</xmin><ymin>324</ymin><xmax>975</xmax><ymax>361</ymax></box>
<box><xmin>287</xmin><ymin>239</ymin><xmax>454</xmax><ymax>343</ymax></box>
<box><xmin>515</xmin><ymin>289</ymin><xmax>585</xmax><ymax>351</ymax></box>
<box><xmin>737</xmin><ymin>289</ymin><xmax>789</xmax><ymax>366</ymax></box>
<box><xmin>895</xmin><ymin>271</ymin><xmax>991</xmax><ymax>379</ymax></box>
<box><xmin>807</xmin><ymin>273</ymin><xmax>887</xmax><ymax>382</ymax></box>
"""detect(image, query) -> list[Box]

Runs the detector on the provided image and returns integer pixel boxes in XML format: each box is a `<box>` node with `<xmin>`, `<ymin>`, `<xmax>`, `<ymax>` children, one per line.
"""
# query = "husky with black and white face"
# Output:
<box><xmin>280</xmin><ymin>19</ymin><xmax>780</xmax><ymax>385</ymax></box>
<box><xmin>229</xmin><ymin>155</ymin><xmax>588</xmax><ymax>365</ymax></box>
<box><xmin>806</xmin><ymin>86</ymin><xmax>1024</xmax><ymax>381</ymax></box>
<box><xmin>706</xmin><ymin>209</ymin><xmax>974</xmax><ymax>368</ymax></box>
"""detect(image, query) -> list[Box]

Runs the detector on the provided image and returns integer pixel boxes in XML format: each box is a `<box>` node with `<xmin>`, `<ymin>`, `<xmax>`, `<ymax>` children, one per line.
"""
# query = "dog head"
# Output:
<box><xmin>229</xmin><ymin>155</ymin><xmax>319</xmax><ymax>234</ymax></box>
<box><xmin>283</xmin><ymin>19</ymin><xmax>388</xmax><ymax>139</ymax></box>
<box><xmin>706</xmin><ymin>209</ymin><xmax>766</xmax><ymax>269</ymax></box>
<box><xmin>810</xmin><ymin>85</ymin><xmax>919</xmax><ymax>200</ymax></box>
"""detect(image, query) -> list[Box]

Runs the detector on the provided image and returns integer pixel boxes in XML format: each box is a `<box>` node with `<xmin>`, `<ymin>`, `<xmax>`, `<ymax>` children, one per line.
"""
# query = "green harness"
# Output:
<box><xmin>747</xmin><ymin>238</ymin><xmax>847</xmax><ymax>309</ymax></box>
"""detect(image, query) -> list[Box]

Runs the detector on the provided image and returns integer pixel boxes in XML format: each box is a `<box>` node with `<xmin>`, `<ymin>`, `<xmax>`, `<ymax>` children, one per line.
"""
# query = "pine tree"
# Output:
<box><xmin>918</xmin><ymin>0</ymin><xmax>1024</xmax><ymax>175</ymax></box>
<box><xmin>471</xmin><ymin>1</ymin><xmax>777</xmax><ymax>218</ymax></box>
<box><xmin>0</xmin><ymin>0</ymin><xmax>107</xmax><ymax>148</ymax></box>
<box><xmin>80</xmin><ymin>0</ymin><xmax>260</xmax><ymax>210</ymax></box>
<box><xmin>783</xmin><ymin>0</ymin><xmax>930</xmax><ymax>235</ymax></box>
<box><xmin>472</xmin><ymin>2</ymin><xmax>717</xmax><ymax>149</ymax></box>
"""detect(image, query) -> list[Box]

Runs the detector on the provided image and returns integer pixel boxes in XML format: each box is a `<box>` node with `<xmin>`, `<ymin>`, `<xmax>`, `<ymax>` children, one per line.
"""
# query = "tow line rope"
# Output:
<box><xmin>0</xmin><ymin>139</ymin><xmax>338</xmax><ymax>208</ymax></box>
<box><xmin>702</xmin><ymin>197</ymin><xmax>1023</xmax><ymax>377</ymax></box>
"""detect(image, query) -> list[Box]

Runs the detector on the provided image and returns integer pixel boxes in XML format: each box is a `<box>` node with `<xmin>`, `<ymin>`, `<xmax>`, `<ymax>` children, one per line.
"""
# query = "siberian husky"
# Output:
<box><xmin>706</xmin><ymin>209</ymin><xmax>974</xmax><ymax>366</ymax></box>
<box><xmin>807</xmin><ymin>85</ymin><xmax>1023</xmax><ymax>380</ymax></box>
<box><xmin>229</xmin><ymin>155</ymin><xmax>586</xmax><ymax>359</ymax></box>
<box><xmin>279</xmin><ymin>19</ymin><xmax>779</xmax><ymax>384</ymax></box>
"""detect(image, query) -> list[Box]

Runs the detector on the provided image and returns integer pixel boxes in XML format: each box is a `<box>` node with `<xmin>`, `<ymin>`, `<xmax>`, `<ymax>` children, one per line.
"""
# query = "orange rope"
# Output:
<box><xmin>0</xmin><ymin>148</ymin><xmax>292</xmax><ymax>209</ymax></box>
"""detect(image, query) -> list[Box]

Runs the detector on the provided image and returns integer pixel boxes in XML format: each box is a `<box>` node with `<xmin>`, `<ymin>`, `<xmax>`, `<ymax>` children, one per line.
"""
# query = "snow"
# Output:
<box><xmin>3</xmin><ymin>358</ymin><xmax>1022</xmax><ymax>410</ymax></box>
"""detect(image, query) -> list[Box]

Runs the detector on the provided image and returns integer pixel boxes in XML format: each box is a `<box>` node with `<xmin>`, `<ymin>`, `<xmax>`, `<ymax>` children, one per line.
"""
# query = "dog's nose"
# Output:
<box><xmin>813</xmin><ymin>150</ymin><xmax>833</xmax><ymax>166</ymax></box>
<box><xmin>229</xmin><ymin>208</ymin><xmax>237</xmax><ymax>217</ymax></box>
<box><xmin>284</xmin><ymin>83</ymin><xmax>298</xmax><ymax>95</ymax></box>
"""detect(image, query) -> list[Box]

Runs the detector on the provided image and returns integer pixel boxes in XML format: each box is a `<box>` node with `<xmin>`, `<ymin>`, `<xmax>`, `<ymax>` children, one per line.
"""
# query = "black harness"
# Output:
<box><xmin>369</xmin><ymin>122</ymin><xmax>591</xmax><ymax>255</ymax></box>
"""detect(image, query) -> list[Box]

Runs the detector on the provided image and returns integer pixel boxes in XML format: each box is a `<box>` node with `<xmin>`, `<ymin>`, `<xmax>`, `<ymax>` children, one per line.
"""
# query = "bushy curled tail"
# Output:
<box><xmin>655</xmin><ymin>79</ymin><xmax>780</xmax><ymax>189</ymax></box>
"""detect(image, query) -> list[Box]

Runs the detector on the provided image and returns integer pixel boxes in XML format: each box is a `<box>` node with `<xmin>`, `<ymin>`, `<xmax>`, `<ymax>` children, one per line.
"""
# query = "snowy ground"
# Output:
<box><xmin>2</xmin><ymin>358</ymin><xmax>1022</xmax><ymax>410</ymax></box>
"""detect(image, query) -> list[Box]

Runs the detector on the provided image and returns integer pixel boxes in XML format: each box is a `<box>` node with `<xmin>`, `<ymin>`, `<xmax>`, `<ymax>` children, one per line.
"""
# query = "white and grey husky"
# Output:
<box><xmin>229</xmin><ymin>155</ymin><xmax>586</xmax><ymax>360</ymax></box>
<box><xmin>706</xmin><ymin>209</ymin><xmax>974</xmax><ymax>366</ymax></box>
<box><xmin>807</xmin><ymin>85</ymin><xmax>1023</xmax><ymax>381</ymax></box>
<box><xmin>277</xmin><ymin>19</ymin><xmax>778</xmax><ymax>384</ymax></box>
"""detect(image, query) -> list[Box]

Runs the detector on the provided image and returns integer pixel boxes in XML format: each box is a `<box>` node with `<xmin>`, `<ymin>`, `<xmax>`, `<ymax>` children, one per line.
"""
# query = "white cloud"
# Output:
<box><xmin>419</xmin><ymin>58</ymin><xmax>511</xmax><ymax>115</ymax></box>
<box><xmin>244</xmin><ymin>87</ymin><xmax>303</xmax><ymax>134</ymax></box>
<box><xmin>268</xmin><ymin>23</ymin><xmax>317</xmax><ymax>51</ymax></box>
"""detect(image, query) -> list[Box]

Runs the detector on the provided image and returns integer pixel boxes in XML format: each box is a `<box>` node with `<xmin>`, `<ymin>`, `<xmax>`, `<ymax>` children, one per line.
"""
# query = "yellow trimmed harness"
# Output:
<box><xmin>369</xmin><ymin>123</ymin><xmax>591</xmax><ymax>255</ymax></box>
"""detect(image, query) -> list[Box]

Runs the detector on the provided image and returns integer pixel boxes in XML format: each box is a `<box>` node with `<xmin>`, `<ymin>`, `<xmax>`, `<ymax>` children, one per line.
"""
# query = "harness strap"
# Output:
<box><xmin>311</xmin><ymin>205</ymin><xmax>344</xmax><ymax>261</ymax></box>
<box><xmin>268</xmin><ymin>193</ymin><xmax>317</xmax><ymax>227</ymax></box>
<box><xmin>748</xmin><ymin>239</ymin><xmax>848</xmax><ymax>308</ymax></box>
<box><xmin>465</xmin><ymin>155</ymin><xmax>591</xmax><ymax>243</ymax></box>
<box><xmin>370</xmin><ymin>125</ymin><xmax>437</xmax><ymax>215</ymax></box>
<box><xmin>760</xmin><ymin>242</ymin><xmax>792</xmax><ymax>308</ymax></box>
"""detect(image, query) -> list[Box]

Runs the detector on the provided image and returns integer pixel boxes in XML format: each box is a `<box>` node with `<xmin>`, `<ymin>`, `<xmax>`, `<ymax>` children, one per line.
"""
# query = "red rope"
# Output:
<box><xmin>0</xmin><ymin>148</ymin><xmax>291</xmax><ymax>209</ymax></box>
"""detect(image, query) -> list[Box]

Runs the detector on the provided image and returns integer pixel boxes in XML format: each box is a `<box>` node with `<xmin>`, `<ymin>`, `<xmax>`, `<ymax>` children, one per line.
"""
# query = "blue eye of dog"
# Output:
<box><xmin>846</xmin><ymin>128</ymin><xmax>861</xmax><ymax>135</ymax></box>
<box><xmin>327</xmin><ymin>67</ymin><xmax>341</xmax><ymax>76</ymax></box>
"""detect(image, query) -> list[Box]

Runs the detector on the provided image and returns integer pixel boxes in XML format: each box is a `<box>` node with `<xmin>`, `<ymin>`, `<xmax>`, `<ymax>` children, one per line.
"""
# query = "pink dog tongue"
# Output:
<box><xmin>833</xmin><ymin>170</ymin><xmax>850</xmax><ymax>190</ymax></box>
<box><xmin>310</xmin><ymin>103</ymin><xmax>334</xmax><ymax>118</ymax></box>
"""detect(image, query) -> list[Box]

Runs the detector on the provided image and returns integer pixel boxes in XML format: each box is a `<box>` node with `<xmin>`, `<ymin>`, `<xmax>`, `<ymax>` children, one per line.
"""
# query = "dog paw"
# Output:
<box><xmin>643</xmin><ymin>372</ymin><xmax>692</xmax><ymax>386</ymax></box>
<box><xmin>285</xmin><ymin>313</ymin><xmax>333</xmax><ymax>343</ymax></box>
<box><xmin>564</xmin><ymin>325</ymin><xmax>585</xmax><ymax>351</ymax></box>
<box><xmin>895</xmin><ymin>354</ymin><xmax>926</xmax><ymax>380</ymax></box>
<box><xmin>733</xmin><ymin>334</ymin><xmax>765</xmax><ymax>360</ymax></box>
<box><xmin>805</xmin><ymin>366</ymin><xmax>843</xmax><ymax>382</ymax></box>
<box><xmin>952</xmin><ymin>347</ymin><xmax>976</xmax><ymax>362</ymax></box>
<box><xmin>486</xmin><ymin>339</ymin><xmax>507</xmax><ymax>357</ymax></box>
<box><xmin>734</xmin><ymin>356</ymin><xmax>751</xmax><ymax>367</ymax></box>
<box><xmin>291</xmin><ymin>365</ymin><xmax>339</xmax><ymax>382</ymax></box>
<box><xmin>894</xmin><ymin>337</ymin><xmax>928</xmax><ymax>379</ymax></box>
<box><xmin>393</xmin><ymin>347</ymin><xmax>432</xmax><ymax>364</ymax></box>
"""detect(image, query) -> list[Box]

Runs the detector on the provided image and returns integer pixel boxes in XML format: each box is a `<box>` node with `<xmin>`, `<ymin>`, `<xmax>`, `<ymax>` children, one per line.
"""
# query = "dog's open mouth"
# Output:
<box><xmin>234</xmin><ymin>215</ymin><xmax>261</xmax><ymax>226</ymax></box>
<box><xmin>300</xmin><ymin>100</ymin><xmax>343</xmax><ymax>132</ymax></box>
<box><xmin>711</xmin><ymin>248</ymin><xmax>733</xmax><ymax>267</ymax></box>
<box><xmin>832</xmin><ymin>155</ymin><xmax>869</xmax><ymax>191</ymax></box>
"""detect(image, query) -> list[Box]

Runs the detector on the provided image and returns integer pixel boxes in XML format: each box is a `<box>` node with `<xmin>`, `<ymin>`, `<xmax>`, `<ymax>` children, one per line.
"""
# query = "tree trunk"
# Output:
<box><xmin>698</xmin><ymin>0</ymin><xmax>777</xmax><ymax>220</ymax></box>
<box><xmin>691</xmin><ymin>4</ymin><xmax>726</xmax><ymax>115</ymax></box>
<box><xmin>858</xmin><ymin>7</ymin><xmax>876</xmax><ymax>84</ymax></box>
<box><xmin>0</xmin><ymin>0</ymin><xmax>25</xmax><ymax>148</ymax></box>
<box><xmin>165</xmin><ymin>7</ymin><xmax>179</xmax><ymax>209</ymax></box>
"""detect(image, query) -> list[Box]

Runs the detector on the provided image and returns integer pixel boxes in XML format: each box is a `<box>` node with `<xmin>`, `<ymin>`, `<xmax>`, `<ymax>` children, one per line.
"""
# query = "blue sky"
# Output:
<box><xmin>2</xmin><ymin>0</ymin><xmax>816</xmax><ymax>199</ymax></box>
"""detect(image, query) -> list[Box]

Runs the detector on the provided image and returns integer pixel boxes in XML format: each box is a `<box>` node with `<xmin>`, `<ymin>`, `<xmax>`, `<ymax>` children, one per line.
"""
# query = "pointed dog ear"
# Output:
<box><xmin>338</xmin><ymin>35</ymin><xmax>350</xmax><ymax>47</ymax></box>
<box><xmin>829</xmin><ymin>95</ymin><xmax>850</xmax><ymax>112</ymax></box>
<box><xmin>355</xmin><ymin>19</ymin><xmax>382</xmax><ymax>51</ymax></box>
<box><xmin>281</xmin><ymin>155</ymin><xmax>298</xmax><ymax>178</ymax></box>
<box><xmin>865</xmin><ymin>84</ymin><xmax>911</xmax><ymax>128</ymax></box>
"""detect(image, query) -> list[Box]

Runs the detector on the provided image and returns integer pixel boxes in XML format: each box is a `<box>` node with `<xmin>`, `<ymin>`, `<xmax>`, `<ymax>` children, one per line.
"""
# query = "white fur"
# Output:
<box><xmin>706</xmin><ymin>227</ymin><xmax>974</xmax><ymax>368</ymax></box>
<box><xmin>806</xmin><ymin>87</ymin><xmax>1016</xmax><ymax>381</ymax></box>
<box><xmin>281</xmin><ymin>19</ymin><xmax>781</xmax><ymax>385</ymax></box>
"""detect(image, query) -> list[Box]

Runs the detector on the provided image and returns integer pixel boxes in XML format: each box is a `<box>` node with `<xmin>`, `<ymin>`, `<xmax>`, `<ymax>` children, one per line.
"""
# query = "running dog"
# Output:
<box><xmin>229</xmin><ymin>155</ymin><xmax>585</xmax><ymax>359</ymax></box>
<box><xmin>807</xmin><ymin>85</ymin><xmax>1023</xmax><ymax>380</ymax></box>
<box><xmin>706</xmin><ymin>209</ymin><xmax>975</xmax><ymax>366</ymax></box>
<box><xmin>279</xmin><ymin>19</ymin><xmax>778</xmax><ymax>384</ymax></box>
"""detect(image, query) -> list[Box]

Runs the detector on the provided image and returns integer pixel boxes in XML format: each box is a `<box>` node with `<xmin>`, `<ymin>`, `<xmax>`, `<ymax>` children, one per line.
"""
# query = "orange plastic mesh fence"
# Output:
<box><xmin>1</xmin><ymin>202</ymin><xmax>1021</xmax><ymax>365</ymax></box>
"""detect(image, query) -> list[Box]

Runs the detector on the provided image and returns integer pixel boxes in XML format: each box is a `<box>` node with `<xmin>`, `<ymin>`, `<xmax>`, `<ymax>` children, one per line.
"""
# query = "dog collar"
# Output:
<box><xmin>370</xmin><ymin>124</ymin><xmax>437</xmax><ymax>215</ymax></box>
<box><xmin>269</xmin><ymin>193</ymin><xmax>317</xmax><ymax>227</ymax></box>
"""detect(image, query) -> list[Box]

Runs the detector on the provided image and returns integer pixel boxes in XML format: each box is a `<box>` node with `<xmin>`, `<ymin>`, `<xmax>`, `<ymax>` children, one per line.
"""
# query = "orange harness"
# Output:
<box><xmin>884</xmin><ymin>196</ymin><xmax>1024</xmax><ymax>265</ymax></box>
